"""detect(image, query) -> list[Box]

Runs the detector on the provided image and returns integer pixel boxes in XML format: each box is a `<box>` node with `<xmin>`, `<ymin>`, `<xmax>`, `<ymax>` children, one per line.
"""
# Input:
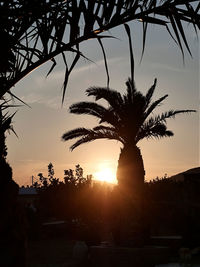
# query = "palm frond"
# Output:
<box><xmin>62</xmin><ymin>128</ymin><xmax>92</xmax><ymax>142</ymax></box>
<box><xmin>125</xmin><ymin>77</ymin><xmax>137</xmax><ymax>103</ymax></box>
<box><xmin>0</xmin><ymin>103</ymin><xmax>17</xmax><ymax>138</ymax></box>
<box><xmin>93</xmin><ymin>125</ymin><xmax>124</xmax><ymax>143</ymax></box>
<box><xmin>97</xmin><ymin>37</ymin><xmax>110</xmax><ymax>88</ymax></box>
<box><xmin>149</xmin><ymin>123</ymin><xmax>174</xmax><ymax>139</ymax></box>
<box><xmin>65</xmin><ymin>126</ymin><xmax>123</xmax><ymax>151</ymax></box>
<box><xmin>69</xmin><ymin>135</ymin><xmax>97</xmax><ymax>151</ymax></box>
<box><xmin>93</xmin><ymin>125</ymin><xmax>116</xmax><ymax>132</ymax></box>
<box><xmin>69</xmin><ymin>101</ymin><xmax>108</xmax><ymax>119</ymax></box>
<box><xmin>86</xmin><ymin>87</ymin><xmax>124</xmax><ymax>110</ymax></box>
<box><xmin>145</xmin><ymin>78</ymin><xmax>157</xmax><ymax>108</ymax></box>
<box><xmin>124</xmin><ymin>23</ymin><xmax>134</xmax><ymax>82</ymax></box>
<box><xmin>136</xmin><ymin>108</ymin><xmax>196</xmax><ymax>142</ymax></box>
<box><xmin>146</xmin><ymin>109</ymin><xmax>196</xmax><ymax>127</ymax></box>
<box><xmin>136</xmin><ymin>122</ymin><xmax>174</xmax><ymax>142</ymax></box>
<box><xmin>70</xmin><ymin>101</ymin><xmax>122</xmax><ymax>129</ymax></box>
<box><xmin>123</xmin><ymin>79</ymin><xmax>146</xmax><ymax>127</ymax></box>
<box><xmin>144</xmin><ymin>94</ymin><xmax>168</xmax><ymax>119</ymax></box>
<box><xmin>154</xmin><ymin>109</ymin><xmax>196</xmax><ymax>123</ymax></box>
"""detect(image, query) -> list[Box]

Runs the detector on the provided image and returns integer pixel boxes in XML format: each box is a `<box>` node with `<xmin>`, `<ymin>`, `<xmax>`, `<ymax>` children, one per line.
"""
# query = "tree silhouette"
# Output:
<box><xmin>62</xmin><ymin>78</ymin><xmax>196</xmax><ymax>195</ymax></box>
<box><xmin>64</xmin><ymin>164</ymin><xmax>91</xmax><ymax>186</ymax></box>
<box><xmin>0</xmin><ymin>107</ymin><xmax>12</xmax><ymax>161</ymax></box>
<box><xmin>0</xmin><ymin>100</ymin><xmax>17</xmax><ymax>178</ymax></box>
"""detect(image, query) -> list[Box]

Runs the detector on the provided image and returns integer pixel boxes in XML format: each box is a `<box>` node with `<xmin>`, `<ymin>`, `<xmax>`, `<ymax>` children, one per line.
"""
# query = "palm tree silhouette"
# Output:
<box><xmin>62</xmin><ymin>78</ymin><xmax>195</xmax><ymax>194</ymax></box>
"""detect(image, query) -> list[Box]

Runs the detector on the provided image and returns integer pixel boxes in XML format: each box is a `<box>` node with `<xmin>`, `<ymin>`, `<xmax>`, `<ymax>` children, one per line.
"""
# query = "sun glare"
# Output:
<box><xmin>94</xmin><ymin>167</ymin><xmax>117</xmax><ymax>184</ymax></box>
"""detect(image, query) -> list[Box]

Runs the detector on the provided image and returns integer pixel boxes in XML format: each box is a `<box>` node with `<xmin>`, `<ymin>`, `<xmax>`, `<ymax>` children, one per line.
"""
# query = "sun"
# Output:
<box><xmin>94</xmin><ymin>167</ymin><xmax>117</xmax><ymax>184</ymax></box>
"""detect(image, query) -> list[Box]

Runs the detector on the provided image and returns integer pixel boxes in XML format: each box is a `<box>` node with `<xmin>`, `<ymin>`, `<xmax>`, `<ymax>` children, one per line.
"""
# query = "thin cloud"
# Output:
<box><xmin>72</xmin><ymin>56</ymin><xmax>124</xmax><ymax>76</ymax></box>
<box><xmin>150</xmin><ymin>62</ymin><xmax>189</xmax><ymax>73</ymax></box>
<box><xmin>33</xmin><ymin>56</ymin><xmax>124</xmax><ymax>83</ymax></box>
<box><xmin>18</xmin><ymin>56</ymin><xmax>124</xmax><ymax>108</ymax></box>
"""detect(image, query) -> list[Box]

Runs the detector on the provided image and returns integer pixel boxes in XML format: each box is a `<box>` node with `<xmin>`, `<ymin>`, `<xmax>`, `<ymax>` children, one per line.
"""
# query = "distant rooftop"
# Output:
<box><xmin>182</xmin><ymin>167</ymin><xmax>200</xmax><ymax>175</ymax></box>
<box><xmin>170</xmin><ymin>167</ymin><xmax>200</xmax><ymax>182</ymax></box>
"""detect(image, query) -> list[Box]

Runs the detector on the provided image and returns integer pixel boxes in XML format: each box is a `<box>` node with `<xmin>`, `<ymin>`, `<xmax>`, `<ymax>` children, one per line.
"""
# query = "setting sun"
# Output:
<box><xmin>94</xmin><ymin>167</ymin><xmax>117</xmax><ymax>184</ymax></box>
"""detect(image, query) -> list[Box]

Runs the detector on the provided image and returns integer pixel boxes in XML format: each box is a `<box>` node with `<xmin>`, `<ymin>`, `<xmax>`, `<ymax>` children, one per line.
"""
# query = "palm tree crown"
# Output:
<box><xmin>62</xmin><ymin>78</ymin><xmax>195</xmax><ymax>150</ymax></box>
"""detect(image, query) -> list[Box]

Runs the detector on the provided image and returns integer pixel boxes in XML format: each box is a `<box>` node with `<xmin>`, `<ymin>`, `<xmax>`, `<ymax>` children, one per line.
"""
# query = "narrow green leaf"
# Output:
<box><xmin>168</xmin><ymin>13</ymin><xmax>185</xmax><ymax>61</ymax></box>
<box><xmin>124</xmin><ymin>23</ymin><xmax>134</xmax><ymax>83</ymax></box>
<box><xmin>173</xmin><ymin>13</ymin><xmax>192</xmax><ymax>56</ymax></box>
<box><xmin>104</xmin><ymin>0</ymin><xmax>115</xmax><ymax>24</ymax></box>
<box><xmin>46</xmin><ymin>58</ymin><xmax>57</xmax><ymax>77</ymax></box>
<box><xmin>8</xmin><ymin>91</ymin><xmax>31</xmax><ymax>108</ymax></box>
<box><xmin>62</xmin><ymin>48</ymin><xmax>80</xmax><ymax>103</ymax></box>
<box><xmin>61</xmin><ymin>52</ymin><xmax>69</xmax><ymax>104</ymax></box>
<box><xmin>140</xmin><ymin>18</ymin><xmax>148</xmax><ymax>63</ymax></box>
<box><xmin>166</xmin><ymin>24</ymin><xmax>179</xmax><ymax>46</ymax></box>
<box><xmin>141</xmin><ymin>16</ymin><xmax>167</xmax><ymax>25</ymax></box>
<box><xmin>97</xmin><ymin>37</ymin><xmax>110</xmax><ymax>88</ymax></box>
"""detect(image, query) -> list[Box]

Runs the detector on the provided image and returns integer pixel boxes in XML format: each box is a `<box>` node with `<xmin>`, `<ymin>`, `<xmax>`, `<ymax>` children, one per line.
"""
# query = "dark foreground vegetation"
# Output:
<box><xmin>15</xmin><ymin>165</ymin><xmax>200</xmax><ymax>266</ymax></box>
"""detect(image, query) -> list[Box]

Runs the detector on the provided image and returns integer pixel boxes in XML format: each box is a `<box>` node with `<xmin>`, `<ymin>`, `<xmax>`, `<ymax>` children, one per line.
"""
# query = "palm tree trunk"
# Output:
<box><xmin>115</xmin><ymin>145</ymin><xmax>146</xmax><ymax>246</ymax></box>
<box><xmin>0</xmin><ymin>107</ymin><xmax>7</xmax><ymax>161</ymax></box>
<box><xmin>117</xmin><ymin>144</ymin><xmax>145</xmax><ymax>197</ymax></box>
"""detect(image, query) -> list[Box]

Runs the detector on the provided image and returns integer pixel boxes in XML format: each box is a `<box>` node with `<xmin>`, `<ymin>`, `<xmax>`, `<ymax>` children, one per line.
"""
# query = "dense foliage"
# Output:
<box><xmin>28</xmin><ymin>165</ymin><xmax>200</xmax><ymax>246</ymax></box>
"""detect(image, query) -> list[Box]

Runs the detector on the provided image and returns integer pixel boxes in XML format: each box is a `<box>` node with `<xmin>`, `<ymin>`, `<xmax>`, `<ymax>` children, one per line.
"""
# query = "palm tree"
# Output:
<box><xmin>62</xmin><ymin>78</ymin><xmax>196</xmax><ymax>194</ymax></box>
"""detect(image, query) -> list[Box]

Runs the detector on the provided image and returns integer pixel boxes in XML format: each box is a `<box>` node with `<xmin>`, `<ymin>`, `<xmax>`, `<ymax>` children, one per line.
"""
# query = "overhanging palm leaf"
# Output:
<box><xmin>0</xmin><ymin>100</ymin><xmax>18</xmax><ymax>137</ymax></box>
<box><xmin>0</xmin><ymin>101</ymin><xmax>18</xmax><ymax>160</ymax></box>
<box><xmin>1</xmin><ymin>0</ymin><xmax>199</xmax><ymax>101</ymax></box>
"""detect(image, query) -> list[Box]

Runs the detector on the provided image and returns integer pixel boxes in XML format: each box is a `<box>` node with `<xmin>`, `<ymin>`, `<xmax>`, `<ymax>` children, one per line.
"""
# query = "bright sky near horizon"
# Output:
<box><xmin>6</xmin><ymin>22</ymin><xmax>199</xmax><ymax>186</ymax></box>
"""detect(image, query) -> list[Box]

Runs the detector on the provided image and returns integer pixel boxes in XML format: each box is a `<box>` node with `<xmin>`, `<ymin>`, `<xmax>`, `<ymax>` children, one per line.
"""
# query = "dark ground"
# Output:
<box><xmin>27</xmin><ymin>236</ymin><xmax>200</xmax><ymax>267</ymax></box>
<box><xmin>27</xmin><ymin>237</ymin><xmax>76</xmax><ymax>267</ymax></box>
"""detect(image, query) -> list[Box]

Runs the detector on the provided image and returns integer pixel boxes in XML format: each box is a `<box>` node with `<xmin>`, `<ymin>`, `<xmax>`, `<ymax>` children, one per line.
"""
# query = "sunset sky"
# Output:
<box><xmin>6</xmin><ymin>22</ymin><xmax>199</xmax><ymax>185</ymax></box>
